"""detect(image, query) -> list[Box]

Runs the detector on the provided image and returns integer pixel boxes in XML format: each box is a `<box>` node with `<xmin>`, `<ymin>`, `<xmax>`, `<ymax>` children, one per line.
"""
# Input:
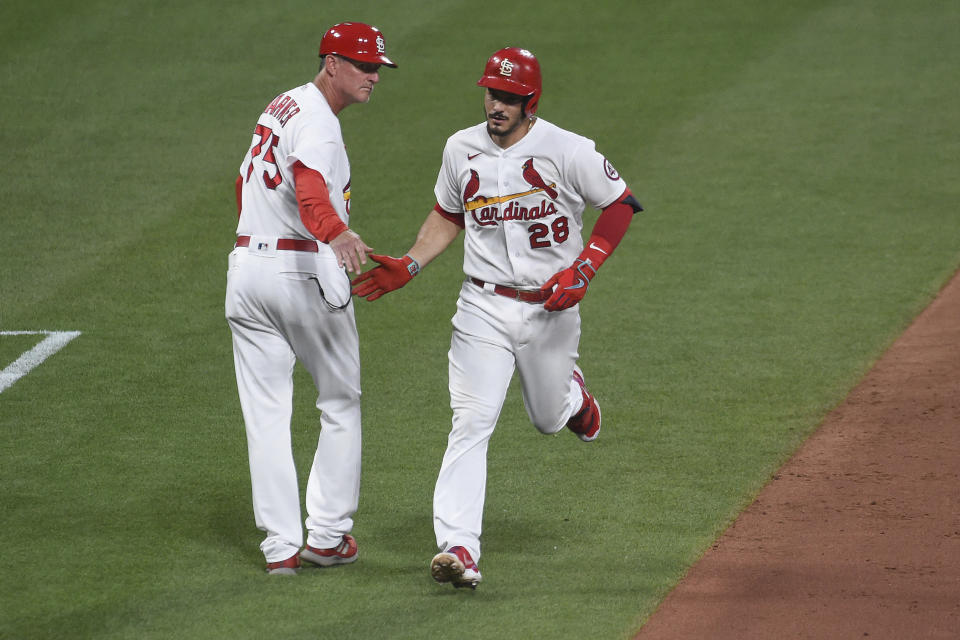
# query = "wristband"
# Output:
<box><xmin>404</xmin><ymin>254</ymin><xmax>421</xmax><ymax>277</ymax></box>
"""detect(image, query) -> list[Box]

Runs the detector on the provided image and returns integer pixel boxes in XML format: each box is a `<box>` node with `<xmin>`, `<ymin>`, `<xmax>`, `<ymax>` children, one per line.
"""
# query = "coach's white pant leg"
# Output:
<box><xmin>303</xmin><ymin>392</ymin><xmax>361</xmax><ymax>548</ymax></box>
<box><xmin>516</xmin><ymin>305</ymin><xmax>583</xmax><ymax>433</ymax></box>
<box><xmin>434</xmin><ymin>286</ymin><xmax>516</xmax><ymax>563</ymax></box>
<box><xmin>227</xmin><ymin>271</ymin><xmax>303</xmax><ymax>562</ymax></box>
<box><xmin>288</xmin><ymin>288</ymin><xmax>363</xmax><ymax>549</ymax></box>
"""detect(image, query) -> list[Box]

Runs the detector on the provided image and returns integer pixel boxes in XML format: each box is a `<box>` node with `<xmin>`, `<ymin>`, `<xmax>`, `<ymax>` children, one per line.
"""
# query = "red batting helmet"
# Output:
<box><xmin>319</xmin><ymin>22</ymin><xmax>397</xmax><ymax>68</ymax></box>
<box><xmin>477</xmin><ymin>47</ymin><xmax>541</xmax><ymax>116</ymax></box>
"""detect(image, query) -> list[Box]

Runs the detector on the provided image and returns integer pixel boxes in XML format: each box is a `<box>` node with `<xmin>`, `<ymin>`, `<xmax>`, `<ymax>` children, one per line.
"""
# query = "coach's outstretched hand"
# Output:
<box><xmin>351</xmin><ymin>254</ymin><xmax>420</xmax><ymax>301</ymax></box>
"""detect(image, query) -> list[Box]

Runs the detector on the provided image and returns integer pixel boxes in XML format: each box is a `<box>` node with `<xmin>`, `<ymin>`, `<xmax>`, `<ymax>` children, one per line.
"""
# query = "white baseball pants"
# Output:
<box><xmin>225</xmin><ymin>244</ymin><xmax>361</xmax><ymax>563</ymax></box>
<box><xmin>433</xmin><ymin>280</ymin><xmax>584</xmax><ymax>563</ymax></box>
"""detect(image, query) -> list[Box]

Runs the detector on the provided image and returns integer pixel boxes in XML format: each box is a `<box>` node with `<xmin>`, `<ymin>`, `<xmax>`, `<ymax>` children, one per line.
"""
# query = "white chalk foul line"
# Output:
<box><xmin>0</xmin><ymin>331</ymin><xmax>82</xmax><ymax>394</ymax></box>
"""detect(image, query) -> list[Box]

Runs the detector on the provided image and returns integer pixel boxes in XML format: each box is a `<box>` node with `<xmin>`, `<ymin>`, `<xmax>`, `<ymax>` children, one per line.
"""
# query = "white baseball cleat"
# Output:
<box><xmin>431</xmin><ymin>546</ymin><xmax>482</xmax><ymax>589</ymax></box>
<box><xmin>300</xmin><ymin>534</ymin><xmax>359</xmax><ymax>567</ymax></box>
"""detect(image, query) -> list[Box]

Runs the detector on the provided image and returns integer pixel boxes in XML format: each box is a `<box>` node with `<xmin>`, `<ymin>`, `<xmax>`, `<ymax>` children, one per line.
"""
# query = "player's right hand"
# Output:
<box><xmin>351</xmin><ymin>254</ymin><xmax>419</xmax><ymax>301</ymax></box>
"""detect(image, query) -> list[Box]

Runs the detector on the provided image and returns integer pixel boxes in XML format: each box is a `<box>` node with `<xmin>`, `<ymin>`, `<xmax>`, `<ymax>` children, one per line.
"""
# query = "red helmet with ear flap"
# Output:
<box><xmin>319</xmin><ymin>22</ymin><xmax>397</xmax><ymax>67</ymax></box>
<box><xmin>477</xmin><ymin>47</ymin><xmax>541</xmax><ymax>116</ymax></box>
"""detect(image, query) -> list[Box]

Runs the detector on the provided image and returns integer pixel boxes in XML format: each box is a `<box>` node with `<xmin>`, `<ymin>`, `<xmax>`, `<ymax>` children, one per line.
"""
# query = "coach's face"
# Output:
<box><xmin>484</xmin><ymin>88</ymin><xmax>527</xmax><ymax>141</ymax></box>
<box><xmin>332</xmin><ymin>55</ymin><xmax>381</xmax><ymax>105</ymax></box>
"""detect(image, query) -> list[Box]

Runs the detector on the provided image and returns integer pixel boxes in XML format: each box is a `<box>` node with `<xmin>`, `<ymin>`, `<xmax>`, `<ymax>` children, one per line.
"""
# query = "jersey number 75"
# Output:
<box><xmin>245</xmin><ymin>124</ymin><xmax>282</xmax><ymax>190</ymax></box>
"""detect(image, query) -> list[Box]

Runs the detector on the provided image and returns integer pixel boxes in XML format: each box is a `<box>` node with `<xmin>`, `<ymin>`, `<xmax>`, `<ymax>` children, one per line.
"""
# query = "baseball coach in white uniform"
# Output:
<box><xmin>351</xmin><ymin>47</ymin><xmax>643</xmax><ymax>588</ymax></box>
<box><xmin>226</xmin><ymin>22</ymin><xmax>396</xmax><ymax>575</ymax></box>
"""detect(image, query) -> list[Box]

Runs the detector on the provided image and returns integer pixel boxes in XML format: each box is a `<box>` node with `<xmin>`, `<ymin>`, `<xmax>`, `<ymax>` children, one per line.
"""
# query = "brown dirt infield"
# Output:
<box><xmin>634</xmin><ymin>269</ymin><xmax>960</xmax><ymax>640</ymax></box>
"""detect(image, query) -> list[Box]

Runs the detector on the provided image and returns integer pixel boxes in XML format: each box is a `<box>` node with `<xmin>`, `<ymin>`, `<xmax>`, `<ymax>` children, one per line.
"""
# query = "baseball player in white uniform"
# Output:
<box><xmin>225</xmin><ymin>23</ymin><xmax>396</xmax><ymax>575</ymax></box>
<box><xmin>351</xmin><ymin>47</ymin><xmax>642</xmax><ymax>588</ymax></box>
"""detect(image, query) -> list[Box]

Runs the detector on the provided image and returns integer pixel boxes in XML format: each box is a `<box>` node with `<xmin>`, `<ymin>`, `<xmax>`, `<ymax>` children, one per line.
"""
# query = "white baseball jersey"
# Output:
<box><xmin>434</xmin><ymin>118</ymin><xmax>627</xmax><ymax>288</ymax></box>
<box><xmin>237</xmin><ymin>82</ymin><xmax>351</xmax><ymax>255</ymax></box>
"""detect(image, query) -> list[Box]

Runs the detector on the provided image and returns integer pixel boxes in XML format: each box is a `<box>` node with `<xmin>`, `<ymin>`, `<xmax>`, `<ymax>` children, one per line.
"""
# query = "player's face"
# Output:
<box><xmin>484</xmin><ymin>88</ymin><xmax>527</xmax><ymax>142</ymax></box>
<box><xmin>335</xmin><ymin>56</ymin><xmax>381</xmax><ymax>104</ymax></box>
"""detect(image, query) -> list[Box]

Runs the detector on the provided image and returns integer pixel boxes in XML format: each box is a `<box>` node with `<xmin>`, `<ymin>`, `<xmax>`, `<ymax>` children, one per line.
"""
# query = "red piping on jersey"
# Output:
<box><xmin>235</xmin><ymin>175</ymin><xmax>243</xmax><ymax>218</ymax></box>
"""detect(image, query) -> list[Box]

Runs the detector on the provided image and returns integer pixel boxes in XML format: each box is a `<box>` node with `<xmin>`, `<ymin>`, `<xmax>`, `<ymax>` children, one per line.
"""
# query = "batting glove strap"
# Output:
<box><xmin>404</xmin><ymin>254</ymin><xmax>421</xmax><ymax>277</ymax></box>
<box><xmin>567</xmin><ymin>258</ymin><xmax>597</xmax><ymax>289</ymax></box>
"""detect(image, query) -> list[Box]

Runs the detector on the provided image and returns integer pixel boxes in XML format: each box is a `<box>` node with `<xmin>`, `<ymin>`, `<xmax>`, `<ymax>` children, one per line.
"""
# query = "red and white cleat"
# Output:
<box><xmin>430</xmin><ymin>546</ymin><xmax>482</xmax><ymax>589</ymax></box>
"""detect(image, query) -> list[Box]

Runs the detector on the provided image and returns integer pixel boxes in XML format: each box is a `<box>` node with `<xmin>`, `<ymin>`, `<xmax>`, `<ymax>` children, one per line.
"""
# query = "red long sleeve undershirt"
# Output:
<box><xmin>292</xmin><ymin>162</ymin><xmax>348</xmax><ymax>242</ymax></box>
<box><xmin>234</xmin><ymin>162</ymin><xmax>348</xmax><ymax>243</ymax></box>
<box><xmin>588</xmin><ymin>188</ymin><xmax>638</xmax><ymax>252</ymax></box>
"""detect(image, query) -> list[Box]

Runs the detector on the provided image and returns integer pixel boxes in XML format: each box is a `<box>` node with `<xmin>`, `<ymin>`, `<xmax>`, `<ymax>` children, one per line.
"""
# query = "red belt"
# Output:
<box><xmin>235</xmin><ymin>235</ymin><xmax>318</xmax><ymax>252</ymax></box>
<box><xmin>470</xmin><ymin>278</ymin><xmax>551</xmax><ymax>304</ymax></box>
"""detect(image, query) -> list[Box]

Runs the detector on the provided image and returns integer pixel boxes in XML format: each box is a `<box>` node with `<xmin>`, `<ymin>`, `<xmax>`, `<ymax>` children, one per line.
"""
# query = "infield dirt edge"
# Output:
<box><xmin>633</xmin><ymin>268</ymin><xmax>960</xmax><ymax>639</ymax></box>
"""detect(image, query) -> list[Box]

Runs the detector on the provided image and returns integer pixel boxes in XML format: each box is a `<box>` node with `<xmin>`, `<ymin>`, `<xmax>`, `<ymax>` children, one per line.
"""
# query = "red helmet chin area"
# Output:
<box><xmin>319</xmin><ymin>22</ymin><xmax>397</xmax><ymax>68</ymax></box>
<box><xmin>477</xmin><ymin>47</ymin><xmax>541</xmax><ymax>116</ymax></box>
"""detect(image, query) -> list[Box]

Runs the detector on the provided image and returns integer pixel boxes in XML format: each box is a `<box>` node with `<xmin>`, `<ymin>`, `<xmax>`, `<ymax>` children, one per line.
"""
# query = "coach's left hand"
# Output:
<box><xmin>330</xmin><ymin>229</ymin><xmax>373</xmax><ymax>274</ymax></box>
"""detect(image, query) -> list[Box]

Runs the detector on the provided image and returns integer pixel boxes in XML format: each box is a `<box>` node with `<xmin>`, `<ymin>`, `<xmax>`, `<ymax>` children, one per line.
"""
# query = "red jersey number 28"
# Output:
<box><xmin>245</xmin><ymin>124</ymin><xmax>282</xmax><ymax>190</ymax></box>
<box><xmin>528</xmin><ymin>216</ymin><xmax>570</xmax><ymax>249</ymax></box>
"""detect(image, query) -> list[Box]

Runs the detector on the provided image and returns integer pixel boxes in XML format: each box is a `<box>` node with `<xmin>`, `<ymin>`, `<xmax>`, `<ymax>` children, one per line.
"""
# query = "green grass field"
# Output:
<box><xmin>2</xmin><ymin>1</ymin><xmax>958</xmax><ymax>638</ymax></box>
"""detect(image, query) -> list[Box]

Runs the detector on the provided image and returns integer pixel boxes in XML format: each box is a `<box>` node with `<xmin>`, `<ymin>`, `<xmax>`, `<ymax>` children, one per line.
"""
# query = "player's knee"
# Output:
<box><xmin>451</xmin><ymin>407</ymin><xmax>499</xmax><ymax>437</ymax></box>
<box><xmin>531</xmin><ymin>415</ymin><xmax>566</xmax><ymax>435</ymax></box>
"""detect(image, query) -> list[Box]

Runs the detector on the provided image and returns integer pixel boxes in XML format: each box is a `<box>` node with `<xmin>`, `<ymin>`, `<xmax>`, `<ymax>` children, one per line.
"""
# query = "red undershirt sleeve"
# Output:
<box><xmin>293</xmin><ymin>161</ymin><xmax>349</xmax><ymax>243</ymax></box>
<box><xmin>571</xmin><ymin>188</ymin><xmax>642</xmax><ymax>271</ymax></box>
<box><xmin>434</xmin><ymin>202</ymin><xmax>465</xmax><ymax>228</ymax></box>
<box><xmin>587</xmin><ymin>188</ymin><xmax>639</xmax><ymax>252</ymax></box>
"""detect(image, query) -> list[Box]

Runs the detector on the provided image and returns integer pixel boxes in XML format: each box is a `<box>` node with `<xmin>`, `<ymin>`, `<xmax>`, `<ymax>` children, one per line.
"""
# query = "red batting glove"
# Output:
<box><xmin>350</xmin><ymin>254</ymin><xmax>420</xmax><ymax>301</ymax></box>
<box><xmin>541</xmin><ymin>259</ymin><xmax>597</xmax><ymax>311</ymax></box>
<box><xmin>541</xmin><ymin>238</ymin><xmax>612</xmax><ymax>312</ymax></box>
